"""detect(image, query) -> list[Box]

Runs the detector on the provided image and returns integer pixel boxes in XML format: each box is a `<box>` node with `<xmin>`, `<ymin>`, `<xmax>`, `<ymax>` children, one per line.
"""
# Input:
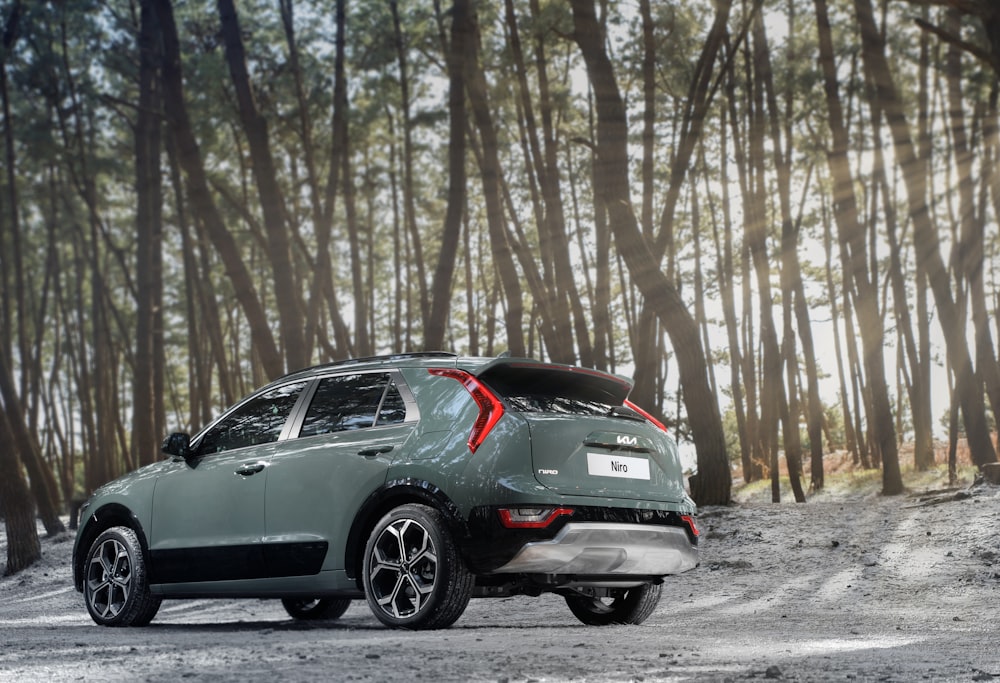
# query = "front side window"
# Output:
<box><xmin>196</xmin><ymin>381</ymin><xmax>307</xmax><ymax>455</ymax></box>
<box><xmin>299</xmin><ymin>373</ymin><xmax>402</xmax><ymax>438</ymax></box>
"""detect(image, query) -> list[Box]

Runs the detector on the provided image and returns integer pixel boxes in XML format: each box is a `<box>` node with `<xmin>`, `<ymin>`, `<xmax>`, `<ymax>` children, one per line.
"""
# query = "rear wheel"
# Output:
<box><xmin>281</xmin><ymin>598</ymin><xmax>352</xmax><ymax>621</ymax></box>
<box><xmin>362</xmin><ymin>503</ymin><xmax>473</xmax><ymax>629</ymax></box>
<box><xmin>564</xmin><ymin>583</ymin><xmax>662</xmax><ymax>626</ymax></box>
<box><xmin>84</xmin><ymin>526</ymin><xmax>161</xmax><ymax>627</ymax></box>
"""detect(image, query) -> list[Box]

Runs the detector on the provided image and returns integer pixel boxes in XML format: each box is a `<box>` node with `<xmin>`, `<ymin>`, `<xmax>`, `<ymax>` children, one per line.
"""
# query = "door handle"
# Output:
<box><xmin>357</xmin><ymin>445</ymin><xmax>394</xmax><ymax>458</ymax></box>
<box><xmin>236</xmin><ymin>462</ymin><xmax>266</xmax><ymax>476</ymax></box>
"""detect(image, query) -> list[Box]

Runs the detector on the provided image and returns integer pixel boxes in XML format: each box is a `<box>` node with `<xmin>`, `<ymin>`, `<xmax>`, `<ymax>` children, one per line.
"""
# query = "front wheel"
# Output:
<box><xmin>564</xmin><ymin>582</ymin><xmax>662</xmax><ymax>626</ymax></box>
<box><xmin>83</xmin><ymin>526</ymin><xmax>161</xmax><ymax>627</ymax></box>
<box><xmin>281</xmin><ymin>598</ymin><xmax>352</xmax><ymax>621</ymax></box>
<box><xmin>362</xmin><ymin>504</ymin><xmax>473</xmax><ymax>629</ymax></box>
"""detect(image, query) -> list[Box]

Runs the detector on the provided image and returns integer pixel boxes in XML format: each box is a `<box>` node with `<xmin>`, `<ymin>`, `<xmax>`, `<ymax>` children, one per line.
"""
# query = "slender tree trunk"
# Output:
<box><xmin>218</xmin><ymin>0</ymin><xmax>304</xmax><ymax>371</ymax></box>
<box><xmin>133</xmin><ymin>0</ymin><xmax>163</xmax><ymax>467</ymax></box>
<box><xmin>815</xmin><ymin>0</ymin><xmax>903</xmax><ymax>493</ymax></box>
<box><xmin>463</xmin><ymin>4</ymin><xmax>526</xmax><ymax>357</ymax></box>
<box><xmin>0</xmin><ymin>349</ymin><xmax>64</xmax><ymax>534</ymax></box>
<box><xmin>569</xmin><ymin>0</ymin><xmax>730</xmax><ymax>505</ymax></box>
<box><xmin>390</xmin><ymin>0</ymin><xmax>430</xmax><ymax>331</ymax></box>
<box><xmin>1</xmin><ymin>0</ymin><xmax>24</xmax><ymax>381</ymax></box>
<box><xmin>425</xmin><ymin>0</ymin><xmax>470</xmax><ymax>351</ymax></box>
<box><xmin>943</xmin><ymin>9</ymin><xmax>1000</xmax><ymax>424</ymax></box>
<box><xmin>0</xmin><ymin>407</ymin><xmax>41</xmax><ymax>575</ymax></box>
<box><xmin>853</xmin><ymin>0</ymin><xmax>996</xmax><ymax>467</ymax></box>
<box><xmin>152</xmin><ymin>0</ymin><xmax>284</xmax><ymax>380</ymax></box>
<box><xmin>753</xmin><ymin>12</ymin><xmax>806</xmax><ymax>501</ymax></box>
<box><xmin>711</xmin><ymin>109</ymin><xmax>751</xmax><ymax>481</ymax></box>
<box><xmin>822</xmin><ymin>202</ymin><xmax>858</xmax><ymax>462</ymax></box>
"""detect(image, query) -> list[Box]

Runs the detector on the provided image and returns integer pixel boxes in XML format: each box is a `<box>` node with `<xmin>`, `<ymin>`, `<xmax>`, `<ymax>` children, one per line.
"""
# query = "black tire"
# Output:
<box><xmin>362</xmin><ymin>503</ymin><xmax>473</xmax><ymax>629</ymax></box>
<box><xmin>83</xmin><ymin>526</ymin><xmax>162</xmax><ymax>627</ymax></box>
<box><xmin>564</xmin><ymin>582</ymin><xmax>662</xmax><ymax>626</ymax></box>
<box><xmin>281</xmin><ymin>597</ymin><xmax>352</xmax><ymax>621</ymax></box>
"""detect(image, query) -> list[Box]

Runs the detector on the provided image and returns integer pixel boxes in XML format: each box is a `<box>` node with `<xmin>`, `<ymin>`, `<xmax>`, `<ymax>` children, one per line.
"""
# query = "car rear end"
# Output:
<box><xmin>443</xmin><ymin>358</ymin><xmax>699</xmax><ymax>585</ymax></box>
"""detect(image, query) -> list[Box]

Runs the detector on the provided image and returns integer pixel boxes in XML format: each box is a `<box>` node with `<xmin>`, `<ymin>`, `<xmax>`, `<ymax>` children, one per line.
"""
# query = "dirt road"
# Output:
<box><xmin>2</xmin><ymin>478</ymin><xmax>998</xmax><ymax>682</ymax></box>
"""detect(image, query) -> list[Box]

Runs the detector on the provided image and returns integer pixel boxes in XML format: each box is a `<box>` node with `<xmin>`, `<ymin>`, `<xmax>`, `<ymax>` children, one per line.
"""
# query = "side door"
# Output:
<box><xmin>263</xmin><ymin>371</ymin><xmax>418</xmax><ymax>574</ymax></box>
<box><xmin>148</xmin><ymin>380</ymin><xmax>308</xmax><ymax>585</ymax></box>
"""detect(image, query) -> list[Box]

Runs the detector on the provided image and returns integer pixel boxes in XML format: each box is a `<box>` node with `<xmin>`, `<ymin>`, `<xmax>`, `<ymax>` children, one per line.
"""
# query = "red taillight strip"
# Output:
<box><xmin>623</xmin><ymin>399</ymin><xmax>668</xmax><ymax>433</ymax></box>
<box><xmin>428</xmin><ymin>368</ymin><xmax>505</xmax><ymax>453</ymax></box>
<box><xmin>498</xmin><ymin>507</ymin><xmax>575</xmax><ymax>529</ymax></box>
<box><xmin>680</xmin><ymin>514</ymin><xmax>700</xmax><ymax>537</ymax></box>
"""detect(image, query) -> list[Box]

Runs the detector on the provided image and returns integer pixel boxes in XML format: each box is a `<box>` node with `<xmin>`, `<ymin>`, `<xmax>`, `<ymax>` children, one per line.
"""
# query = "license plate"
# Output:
<box><xmin>586</xmin><ymin>453</ymin><xmax>650</xmax><ymax>480</ymax></box>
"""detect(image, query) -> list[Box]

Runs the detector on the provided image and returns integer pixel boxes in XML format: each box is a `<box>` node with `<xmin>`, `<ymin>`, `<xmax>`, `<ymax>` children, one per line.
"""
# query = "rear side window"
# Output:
<box><xmin>479</xmin><ymin>364</ymin><xmax>631</xmax><ymax>417</ymax></box>
<box><xmin>299</xmin><ymin>373</ymin><xmax>403</xmax><ymax>437</ymax></box>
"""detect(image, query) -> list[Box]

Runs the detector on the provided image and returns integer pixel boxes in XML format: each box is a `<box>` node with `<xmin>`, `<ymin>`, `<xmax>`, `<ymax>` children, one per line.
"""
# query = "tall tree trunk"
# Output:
<box><xmin>1</xmin><ymin>0</ymin><xmax>24</xmax><ymax>379</ymax></box>
<box><xmin>822</xmin><ymin>202</ymin><xmax>858</xmax><ymax>463</ymax></box>
<box><xmin>815</xmin><ymin>0</ymin><xmax>903</xmax><ymax>494</ymax></box>
<box><xmin>425</xmin><ymin>0</ymin><xmax>470</xmax><ymax>351</ymax></box>
<box><xmin>133</xmin><ymin>0</ymin><xmax>164</xmax><ymax>467</ymax></box>
<box><xmin>711</xmin><ymin>107</ymin><xmax>751</xmax><ymax>482</ymax></box>
<box><xmin>152</xmin><ymin>0</ymin><xmax>284</xmax><ymax>380</ymax></box>
<box><xmin>569</xmin><ymin>0</ymin><xmax>730</xmax><ymax>506</ymax></box>
<box><xmin>281</xmin><ymin>0</ymin><xmax>346</xmax><ymax>361</ymax></box>
<box><xmin>525</xmin><ymin>0</ymin><xmax>580</xmax><ymax>364</ymax></box>
<box><xmin>218</xmin><ymin>0</ymin><xmax>304</xmax><ymax>371</ymax></box>
<box><xmin>753</xmin><ymin>11</ymin><xmax>806</xmax><ymax>502</ymax></box>
<box><xmin>943</xmin><ymin>9</ymin><xmax>1000</xmax><ymax>425</ymax></box>
<box><xmin>463</xmin><ymin>3</ymin><xmax>526</xmax><ymax>357</ymax></box>
<box><xmin>0</xmin><ymin>407</ymin><xmax>40</xmax><ymax>575</ymax></box>
<box><xmin>390</xmin><ymin>0</ymin><xmax>430</xmax><ymax>331</ymax></box>
<box><xmin>853</xmin><ymin>0</ymin><xmax>995</xmax><ymax>467</ymax></box>
<box><xmin>0</xmin><ymin>349</ymin><xmax>64</xmax><ymax>535</ymax></box>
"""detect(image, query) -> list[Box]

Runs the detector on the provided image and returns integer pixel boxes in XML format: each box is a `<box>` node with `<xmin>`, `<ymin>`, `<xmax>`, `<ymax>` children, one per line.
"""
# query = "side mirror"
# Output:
<box><xmin>162</xmin><ymin>432</ymin><xmax>191</xmax><ymax>459</ymax></box>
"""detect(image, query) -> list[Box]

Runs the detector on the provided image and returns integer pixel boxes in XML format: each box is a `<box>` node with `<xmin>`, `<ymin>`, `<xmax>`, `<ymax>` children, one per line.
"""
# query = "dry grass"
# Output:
<box><xmin>731</xmin><ymin>439</ymin><xmax>983</xmax><ymax>504</ymax></box>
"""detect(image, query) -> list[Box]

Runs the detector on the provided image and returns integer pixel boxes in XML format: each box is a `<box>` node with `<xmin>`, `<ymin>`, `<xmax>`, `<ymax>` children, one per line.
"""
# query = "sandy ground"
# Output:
<box><xmin>1</xmin><ymin>472</ymin><xmax>998</xmax><ymax>682</ymax></box>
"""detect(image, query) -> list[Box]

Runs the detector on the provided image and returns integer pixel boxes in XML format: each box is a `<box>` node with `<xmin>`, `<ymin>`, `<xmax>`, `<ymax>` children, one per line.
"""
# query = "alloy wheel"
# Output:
<box><xmin>86</xmin><ymin>537</ymin><xmax>132</xmax><ymax>620</ymax></box>
<box><xmin>367</xmin><ymin>518</ymin><xmax>438</xmax><ymax>619</ymax></box>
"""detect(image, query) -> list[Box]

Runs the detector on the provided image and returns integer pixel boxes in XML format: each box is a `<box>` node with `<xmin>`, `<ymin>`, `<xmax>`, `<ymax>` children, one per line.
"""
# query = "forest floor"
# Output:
<box><xmin>1</xmin><ymin>452</ymin><xmax>999</xmax><ymax>682</ymax></box>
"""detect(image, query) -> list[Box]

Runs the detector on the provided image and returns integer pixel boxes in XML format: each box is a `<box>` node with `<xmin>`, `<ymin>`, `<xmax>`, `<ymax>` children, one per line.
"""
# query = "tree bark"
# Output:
<box><xmin>463</xmin><ymin>4</ymin><xmax>526</xmax><ymax>357</ymax></box>
<box><xmin>0</xmin><ymin>407</ymin><xmax>41</xmax><ymax>575</ymax></box>
<box><xmin>133</xmin><ymin>0</ymin><xmax>164</xmax><ymax>467</ymax></box>
<box><xmin>390</xmin><ymin>0</ymin><xmax>430</xmax><ymax>331</ymax></box>
<box><xmin>569</xmin><ymin>0</ymin><xmax>730</xmax><ymax>506</ymax></box>
<box><xmin>218</xmin><ymin>0</ymin><xmax>305</xmax><ymax>372</ymax></box>
<box><xmin>852</xmin><ymin>0</ymin><xmax>996</xmax><ymax>467</ymax></box>
<box><xmin>152</xmin><ymin>0</ymin><xmax>284</xmax><ymax>380</ymax></box>
<box><xmin>0</xmin><ymin>349</ymin><xmax>64</xmax><ymax>535</ymax></box>
<box><xmin>814</xmin><ymin>0</ymin><xmax>903</xmax><ymax>493</ymax></box>
<box><xmin>425</xmin><ymin>0</ymin><xmax>470</xmax><ymax>351</ymax></box>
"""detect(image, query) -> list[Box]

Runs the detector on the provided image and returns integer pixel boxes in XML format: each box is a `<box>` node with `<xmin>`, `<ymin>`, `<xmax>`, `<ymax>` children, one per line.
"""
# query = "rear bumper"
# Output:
<box><xmin>489</xmin><ymin>522</ymin><xmax>697</xmax><ymax>576</ymax></box>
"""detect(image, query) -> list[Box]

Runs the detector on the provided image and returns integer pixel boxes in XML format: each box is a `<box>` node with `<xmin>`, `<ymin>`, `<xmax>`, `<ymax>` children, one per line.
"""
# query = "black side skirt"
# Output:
<box><xmin>150</xmin><ymin>541</ymin><xmax>328</xmax><ymax>584</ymax></box>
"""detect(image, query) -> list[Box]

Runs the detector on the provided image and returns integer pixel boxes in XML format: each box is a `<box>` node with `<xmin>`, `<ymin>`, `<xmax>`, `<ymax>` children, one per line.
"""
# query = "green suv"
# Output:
<box><xmin>73</xmin><ymin>353</ymin><xmax>698</xmax><ymax>629</ymax></box>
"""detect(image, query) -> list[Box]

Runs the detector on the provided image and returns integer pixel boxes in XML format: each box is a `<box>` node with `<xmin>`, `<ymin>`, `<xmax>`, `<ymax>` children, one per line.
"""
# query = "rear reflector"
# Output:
<box><xmin>680</xmin><ymin>514</ymin><xmax>700</xmax><ymax>537</ymax></box>
<box><xmin>498</xmin><ymin>507</ymin><xmax>575</xmax><ymax>529</ymax></box>
<box><xmin>428</xmin><ymin>368</ymin><xmax>505</xmax><ymax>453</ymax></box>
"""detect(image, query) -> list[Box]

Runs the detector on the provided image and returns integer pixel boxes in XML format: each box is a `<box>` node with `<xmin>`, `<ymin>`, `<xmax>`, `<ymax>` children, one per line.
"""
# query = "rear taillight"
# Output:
<box><xmin>498</xmin><ymin>507</ymin><xmax>574</xmax><ymax>529</ymax></box>
<box><xmin>428</xmin><ymin>368</ymin><xmax>505</xmax><ymax>453</ymax></box>
<box><xmin>680</xmin><ymin>514</ymin><xmax>700</xmax><ymax>538</ymax></box>
<box><xmin>624</xmin><ymin>398</ymin><xmax>668</xmax><ymax>433</ymax></box>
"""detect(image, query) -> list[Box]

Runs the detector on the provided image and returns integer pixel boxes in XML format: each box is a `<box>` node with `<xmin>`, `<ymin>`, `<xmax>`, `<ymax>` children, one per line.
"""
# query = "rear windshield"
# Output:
<box><xmin>478</xmin><ymin>364</ymin><xmax>631</xmax><ymax>417</ymax></box>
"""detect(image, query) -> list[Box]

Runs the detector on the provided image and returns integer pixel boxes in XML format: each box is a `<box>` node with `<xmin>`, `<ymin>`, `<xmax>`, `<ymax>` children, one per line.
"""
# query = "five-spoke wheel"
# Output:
<box><xmin>362</xmin><ymin>504</ymin><xmax>472</xmax><ymax>629</ymax></box>
<box><xmin>83</xmin><ymin>526</ymin><xmax>161</xmax><ymax>627</ymax></box>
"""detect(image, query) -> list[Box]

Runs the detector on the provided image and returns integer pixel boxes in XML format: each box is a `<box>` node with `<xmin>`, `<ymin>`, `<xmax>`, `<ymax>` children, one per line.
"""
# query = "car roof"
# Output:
<box><xmin>268</xmin><ymin>352</ymin><xmax>633</xmax><ymax>390</ymax></box>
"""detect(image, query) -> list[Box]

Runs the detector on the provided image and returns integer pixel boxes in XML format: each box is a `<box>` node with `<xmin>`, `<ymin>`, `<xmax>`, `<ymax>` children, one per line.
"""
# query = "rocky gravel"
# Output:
<box><xmin>2</xmin><ymin>475</ymin><xmax>998</xmax><ymax>682</ymax></box>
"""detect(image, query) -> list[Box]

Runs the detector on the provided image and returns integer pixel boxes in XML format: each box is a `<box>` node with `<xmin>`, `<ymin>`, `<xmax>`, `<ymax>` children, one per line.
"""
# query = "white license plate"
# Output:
<box><xmin>586</xmin><ymin>453</ymin><xmax>650</xmax><ymax>480</ymax></box>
